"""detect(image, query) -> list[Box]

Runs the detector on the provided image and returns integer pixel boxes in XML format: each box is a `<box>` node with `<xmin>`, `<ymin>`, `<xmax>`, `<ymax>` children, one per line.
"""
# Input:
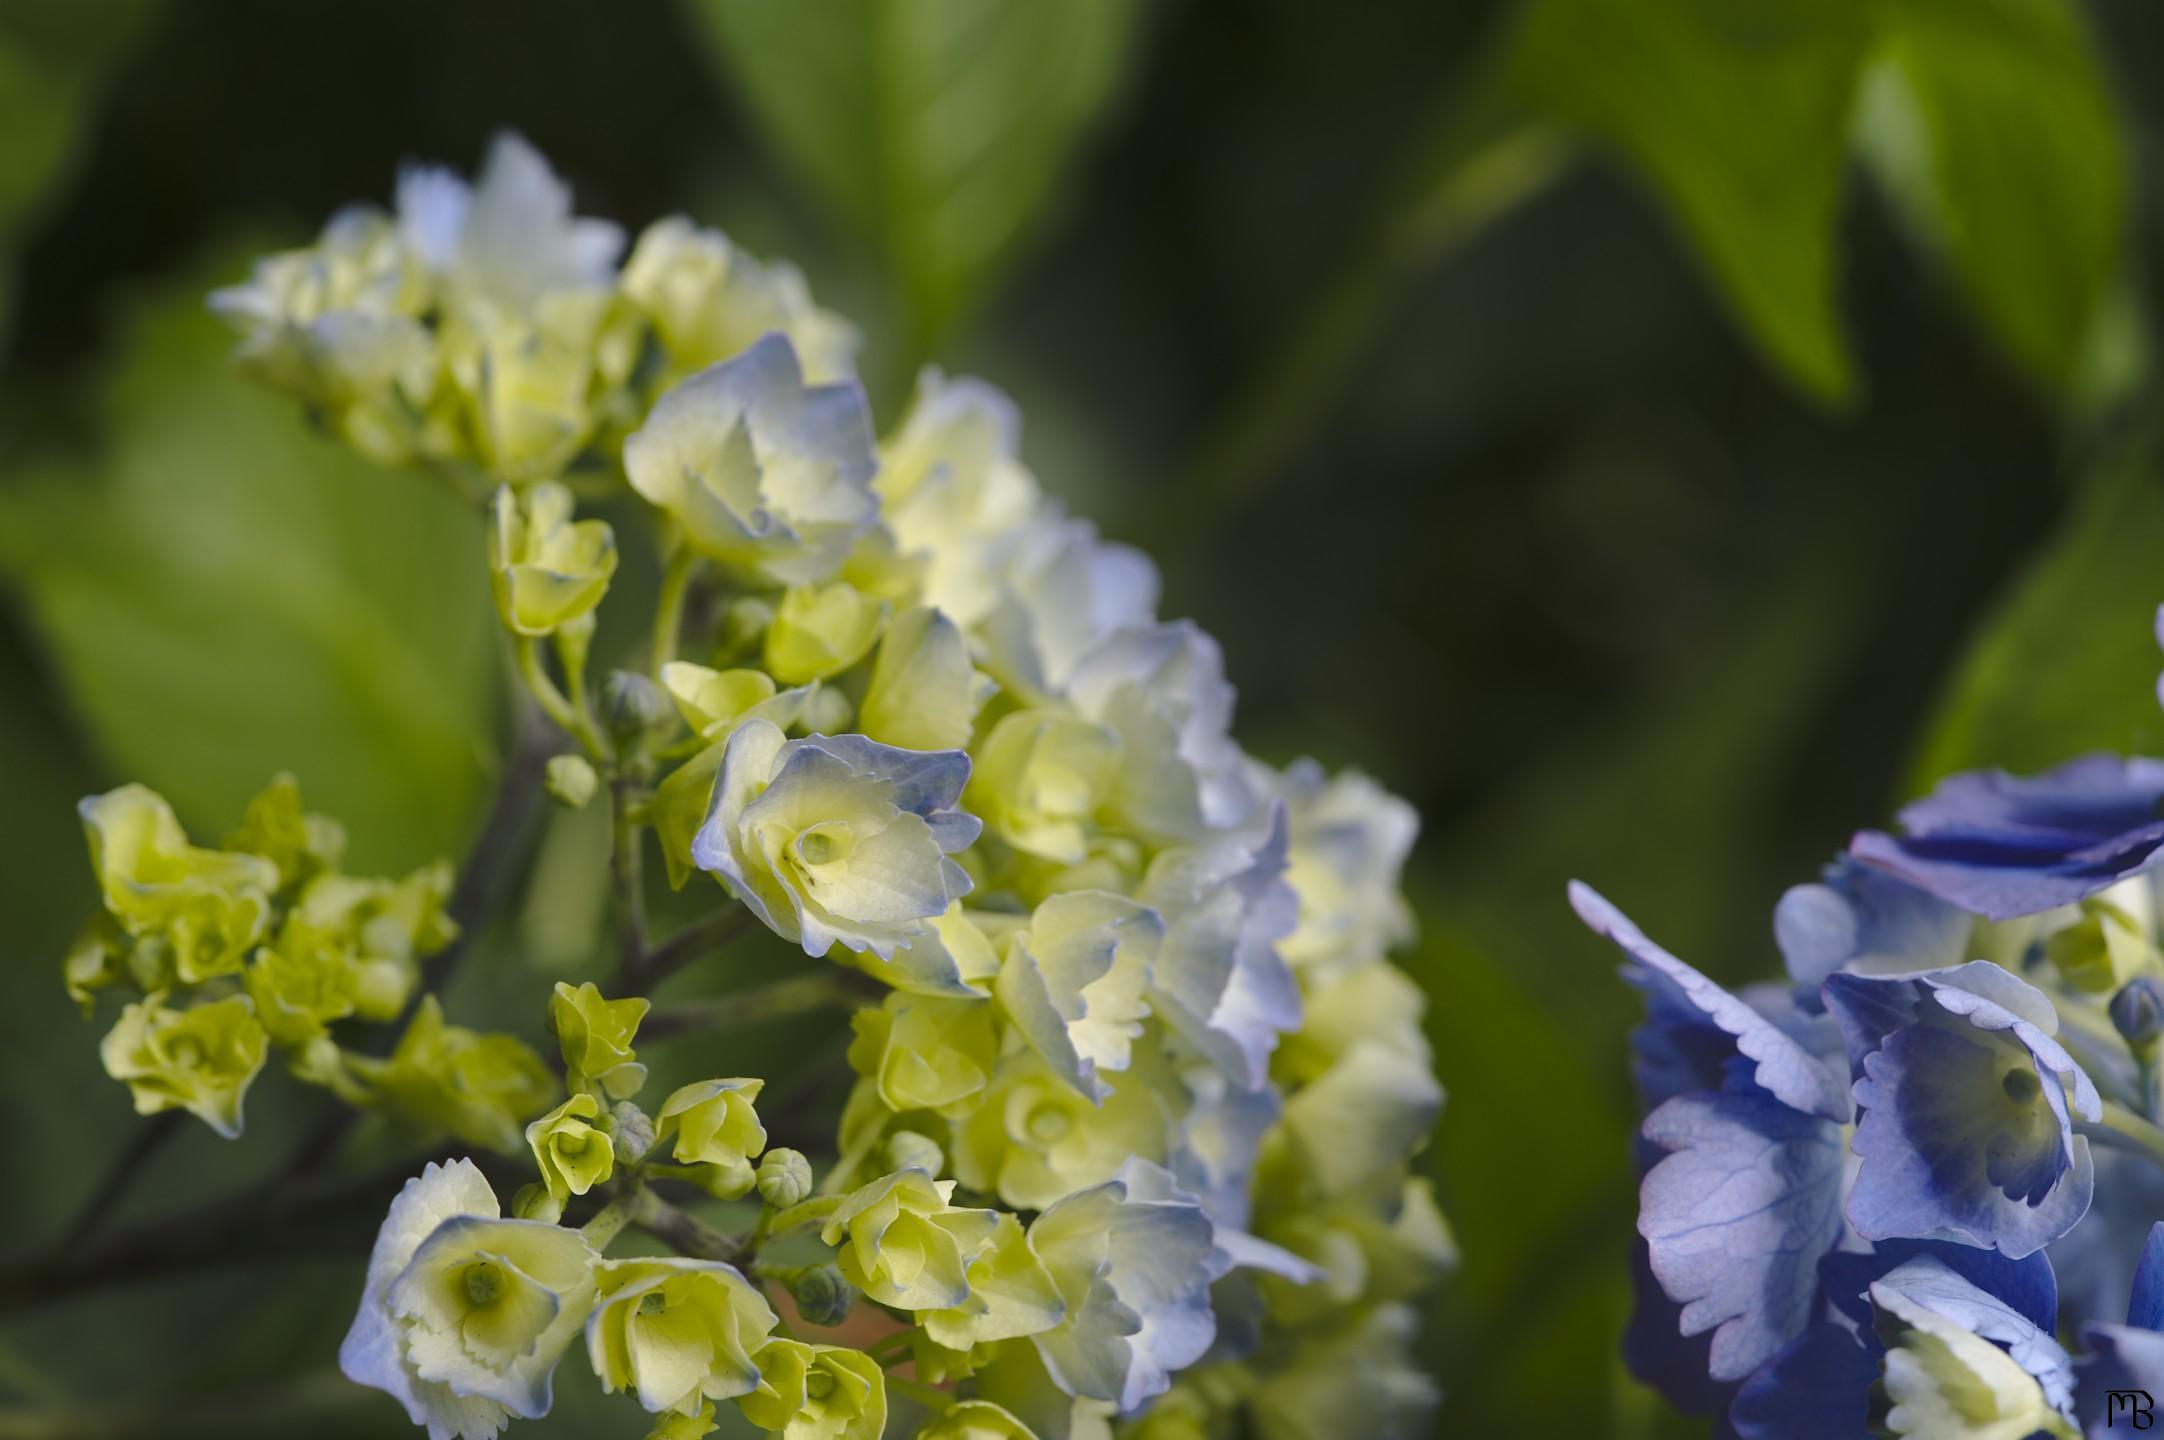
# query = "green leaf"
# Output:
<box><xmin>1907</xmin><ymin>452</ymin><xmax>2164</xmax><ymax>788</ymax></box>
<box><xmin>686</xmin><ymin>0</ymin><xmax>1141</xmax><ymax>350</ymax></box>
<box><xmin>0</xmin><ymin>255</ymin><xmax>500</xmax><ymax>871</ymax></box>
<box><xmin>1855</xmin><ymin>0</ymin><xmax>2124</xmax><ymax>395</ymax></box>
<box><xmin>1501</xmin><ymin>0</ymin><xmax>1869</xmax><ymax>403</ymax></box>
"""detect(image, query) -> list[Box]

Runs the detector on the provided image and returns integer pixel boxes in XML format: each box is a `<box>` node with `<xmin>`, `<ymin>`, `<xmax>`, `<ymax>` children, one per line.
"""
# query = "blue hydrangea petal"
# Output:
<box><xmin>1872</xmin><ymin>1256</ymin><xmax>2077</xmax><ymax>1415</ymax></box>
<box><xmin>2131</xmin><ymin>1223</ymin><xmax>2164</xmax><ymax>1329</ymax></box>
<box><xmin>1846</xmin><ymin>1021</ymin><xmax>2095</xmax><ymax>1258</ymax></box>
<box><xmin>1727</xmin><ymin>1322</ymin><xmax>1876</xmax><ymax>1440</ymax></box>
<box><xmin>1774</xmin><ymin>861</ymin><xmax>1971</xmax><ymax>1004</ymax></box>
<box><xmin>1638</xmin><ymin>1089</ymin><xmax>1847</xmax><ymax>1382</ymax></box>
<box><xmin>1850</xmin><ymin>754</ymin><xmax>2164</xmax><ymax>922</ymax></box>
<box><xmin>1574</xmin><ymin>882</ymin><xmax>1851</xmax><ymax>1123</ymax></box>
<box><xmin>1623</xmin><ymin>1239</ymin><xmax>1734</xmax><ymax>1418</ymax></box>
<box><xmin>1819</xmin><ymin>1239</ymin><xmax>2059</xmax><ymax>1335</ymax></box>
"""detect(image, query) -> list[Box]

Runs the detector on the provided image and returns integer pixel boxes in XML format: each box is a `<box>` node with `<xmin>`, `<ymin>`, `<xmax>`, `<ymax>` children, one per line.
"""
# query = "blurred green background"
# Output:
<box><xmin>2</xmin><ymin>0</ymin><xmax>2161</xmax><ymax>1435</ymax></box>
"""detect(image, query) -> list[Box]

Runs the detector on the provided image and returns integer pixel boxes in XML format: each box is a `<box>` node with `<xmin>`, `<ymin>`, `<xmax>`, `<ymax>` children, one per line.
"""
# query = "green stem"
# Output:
<box><xmin>2089</xmin><ymin>1099</ymin><xmax>2164</xmax><ymax>1168</ymax></box>
<box><xmin>517</xmin><ymin>636</ymin><xmax>603</xmax><ymax>758</ymax></box>
<box><xmin>580</xmin><ymin>1193</ymin><xmax>635</xmax><ymax>1251</ymax></box>
<box><xmin>651</xmin><ymin>542</ymin><xmax>698</xmax><ymax>679</ymax></box>
<box><xmin>629</xmin><ymin>1189</ymin><xmax>751</xmax><ymax>1266</ymax></box>
<box><xmin>886</xmin><ymin>1376</ymin><xmax>951</xmax><ymax>1410</ymax></box>
<box><xmin>610</xmin><ymin>781</ymin><xmax>650</xmax><ymax>990</ymax></box>
<box><xmin>766</xmin><ymin>1194</ymin><xmax>844</xmax><ymax>1239</ymax></box>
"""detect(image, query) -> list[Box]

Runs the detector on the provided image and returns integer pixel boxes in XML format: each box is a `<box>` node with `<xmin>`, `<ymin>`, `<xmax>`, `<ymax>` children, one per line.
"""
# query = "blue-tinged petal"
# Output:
<box><xmin>1638</xmin><ymin>1090</ymin><xmax>1847</xmax><ymax>1382</ymax></box>
<box><xmin>1871</xmin><ymin>1256</ymin><xmax>2077</xmax><ymax>1417</ymax></box>
<box><xmin>1851</xmin><ymin>754</ymin><xmax>2164</xmax><ymax>922</ymax></box>
<box><xmin>2131</xmin><ymin>1224</ymin><xmax>2164</xmax><ymax>1329</ymax></box>
<box><xmin>1574</xmin><ymin>882</ymin><xmax>1851</xmax><ymax>1123</ymax></box>
<box><xmin>1826</xmin><ymin>964</ymin><xmax>2099</xmax><ymax>1259</ymax></box>
<box><xmin>1819</xmin><ymin>1239</ymin><xmax>2059</xmax><ymax>1336</ymax></box>
<box><xmin>1623</xmin><ymin>1238</ymin><xmax>1735</xmax><ymax>1418</ymax></box>
<box><xmin>1727</xmin><ymin>1322</ymin><xmax>1876</xmax><ymax>1440</ymax></box>
<box><xmin>1774</xmin><ymin>860</ymin><xmax>1971</xmax><ymax>1003</ymax></box>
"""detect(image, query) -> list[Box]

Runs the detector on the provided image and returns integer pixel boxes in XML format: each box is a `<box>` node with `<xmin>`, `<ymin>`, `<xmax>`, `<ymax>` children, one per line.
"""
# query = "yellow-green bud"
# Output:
<box><xmin>100</xmin><ymin>993</ymin><xmax>271</xmax><ymax>1139</ymax></box>
<box><xmin>736</xmin><ymin>1340</ymin><xmax>885</xmax><ymax>1439</ymax></box>
<box><xmin>488</xmin><ymin>481</ymin><xmax>618</xmax><ymax>637</ymax></box>
<box><xmin>527</xmin><ymin>1091</ymin><xmax>615</xmax><ymax>1202</ymax></box>
<box><xmin>657</xmin><ymin>1077</ymin><xmax>766</xmax><ymax>1171</ymax></box>
<box><xmin>789</xmin><ymin>1264</ymin><xmax>855</xmax><ymax>1327</ymax></box>
<box><xmin>885</xmin><ymin>1129</ymin><xmax>944</xmax><ymax>1177</ymax></box>
<box><xmin>757</xmin><ymin>1147</ymin><xmax>814</xmax><ymax>1209</ymax></box>
<box><xmin>544</xmin><ymin>754</ymin><xmax>599</xmax><ymax>810</ymax></box>
<box><xmin>919</xmin><ymin>1400</ymin><xmax>1040</xmax><ymax>1440</ymax></box>
<box><xmin>513</xmin><ymin>1180</ymin><xmax>565</xmax><ymax>1223</ymax></box>
<box><xmin>548</xmin><ymin>980</ymin><xmax>649</xmax><ymax>1099</ymax></box>
<box><xmin>763</xmin><ymin>581</ymin><xmax>888</xmax><ymax>683</ymax></box>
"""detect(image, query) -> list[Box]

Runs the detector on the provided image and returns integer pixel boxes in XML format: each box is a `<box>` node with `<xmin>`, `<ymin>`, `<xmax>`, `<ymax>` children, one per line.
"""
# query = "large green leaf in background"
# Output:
<box><xmin>1501</xmin><ymin>0</ymin><xmax>1872</xmax><ymax>404</ymax></box>
<box><xmin>1858</xmin><ymin>0</ymin><xmax>2124</xmax><ymax>395</ymax></box>
<box><xmin>1494</xmin><ymin>0</ymin><xmax>2123</xmax><ymax>408</ymax></box>
<box><xmin>686</xmin><ymin>0</ymin><xmax>1140</xmax><ymax>355</ymax></box>
<box><xmin>1908</xmin><ymin>451</ymin><xmax>2164</xmax><ymax>788</ymax></box>
<box><xmin>0</xmin><ymin>259</ymin><xmax>499</xmax><ymax>872</ymax></box>
<box><xmin>0</xmin><ymin>0</ymin><xmax>155</xmax><ymax>341</ymax></box>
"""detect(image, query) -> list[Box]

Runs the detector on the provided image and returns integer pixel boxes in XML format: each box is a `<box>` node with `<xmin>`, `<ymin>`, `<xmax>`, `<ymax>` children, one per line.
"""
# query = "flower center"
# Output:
<box><xmin>463</xmin><ymin>1260</ymin><xmax>506</xmax><ymax>1307</ymax></box>
<box><xmin>2002</xmin><ymin>1066</ymin><xmax>2042</xmax><ymax>1105</ymax></box>
<box><xmin>796</xmin><ymin>823</ymin><xmax>854</xmax><ymax>867</ymax></box>
<box><xmin>167</xmin><ymin>1036</ymin><xmax>207</xmax><ymax>1068</ymax></box>
<box><xmin>1027</xmin><ymin>1104</ymin><xmax>1073</xmax><ymax>1143</ymax></box>
<box><xmin>638</xmin><ymin>1291</ymin><xmax>667</xmax><ymax>1317</ymax></box>
<box><xmin>805</xmin><ymin>1369</ymin><xmax>836</xmax><ymax>1401</ymax></box>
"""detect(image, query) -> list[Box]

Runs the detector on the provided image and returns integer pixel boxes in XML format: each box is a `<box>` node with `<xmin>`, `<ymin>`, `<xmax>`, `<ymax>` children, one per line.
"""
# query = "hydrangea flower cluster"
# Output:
<box><xmin>54</xmin><ymin>134</ymin><xmax>1450</xmax><ymax>1440</ymax></box>
<box><xmin>1579</xmin><ymin>612</ymin><xmax>2164</xmax><ymax>1438</ymax></box>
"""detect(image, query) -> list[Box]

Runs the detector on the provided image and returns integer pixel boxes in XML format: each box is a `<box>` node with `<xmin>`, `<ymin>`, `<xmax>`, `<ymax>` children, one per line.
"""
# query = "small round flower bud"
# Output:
<box><xmin>695</xmin><ymin>1155</ymin><xmax>757</xmax><ymax>1201</ymax></box>
<box><xmin>756</xmin><ymin>1147</ymin><xmax>814</xmax><ymax>1208</ymax></box>
<box><xmin>512</xmin><ymin>1181</ymin><xmax>564</xmax><ymax>1224</ymax></box>
<box><xmin>544</xmin><ymin>754</ymin><xmax>599</xmax><ymax>810</ymax></box>
<box><xmin>610</xmin><ymin>1100</ymin><xmax>656</xmax><ymax>1164</ymax></box>
<box><xmin>790</xmin><ymin>1264</ymin><xmax>855</xmax><ymax>1328</ymax></box>
<box><xmin>2114</xmin><ymin>976</ymin><xmax>2164</xmax><ymax>1052</ymax></box>
<box><xmin>602</xmin><ymin>670</ymin><xmax>671</xmax><ymax>745</ymax></box>
<box><xmin>885</xmin><ymin>1129</ymin><xmax>944</xmax><ymax>1177</ymax></box>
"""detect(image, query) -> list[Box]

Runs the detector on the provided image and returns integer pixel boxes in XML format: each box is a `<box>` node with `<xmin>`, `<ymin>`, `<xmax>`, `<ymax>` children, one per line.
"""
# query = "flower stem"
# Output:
<box><xmin>2088</xmin><ymin>1099</ymin><xmax>2164</xmax><ymax>1169</ymax></box>
<box><xmin>517</xmin><ymin>635</ymin><xmax>604</xmax><ymax>758</ymax></box>
<box><xmin>651</xmin><ymin>541</ymin><xmax>698</xmax><ymax>679</ymax></box>
<box><xmin>886</xmin><ymin>1376</ymin><xmax>951</xmax><ymax>1410</ymax></box>
<box><xmin>580</xmin><ymin>1193</ymin><xmax>635</xmax><ymax>1251</ymax></box>
<box><xmin>629</xmin><ymin>1189</ymin><xmax>751</xmax><ymax>1266</ymax></box>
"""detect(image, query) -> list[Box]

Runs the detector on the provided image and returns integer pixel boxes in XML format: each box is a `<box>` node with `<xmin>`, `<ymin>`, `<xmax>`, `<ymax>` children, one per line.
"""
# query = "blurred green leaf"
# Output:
<box><xmin>0</xmin><ymin>256</ymin><xmax>500</xmax><ymax>871</ymax></box>
<box><xmin>0</xmin><ymin>0</ymin><xmax>155</xmax><ymax>338</ymax></box>
<box><xmin>685</xmin><ymin>0</ymin><xmax>1140</xmax><ymax>352</ymax></box>
<box><xmin>1908</xmin><ymin>452</ymin><xmax>2164</xmax><ymax>787</ymax></box>
<box><xmin>1501</xmin><ymin>0</ymin><xmax>1869</xmax><ymax>403</ymax></box>
<box><xmin>1856</xmin><ymin>0</ymin><xmax>2123</xmax><ymax>395</ymax></box>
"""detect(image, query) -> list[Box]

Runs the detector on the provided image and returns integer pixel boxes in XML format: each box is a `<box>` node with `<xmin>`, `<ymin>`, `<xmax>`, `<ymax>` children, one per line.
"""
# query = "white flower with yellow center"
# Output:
<box><xmin>689</xmin><ymin>719</ymin><xmax>978</xmax><ymax>961</ymax></box>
